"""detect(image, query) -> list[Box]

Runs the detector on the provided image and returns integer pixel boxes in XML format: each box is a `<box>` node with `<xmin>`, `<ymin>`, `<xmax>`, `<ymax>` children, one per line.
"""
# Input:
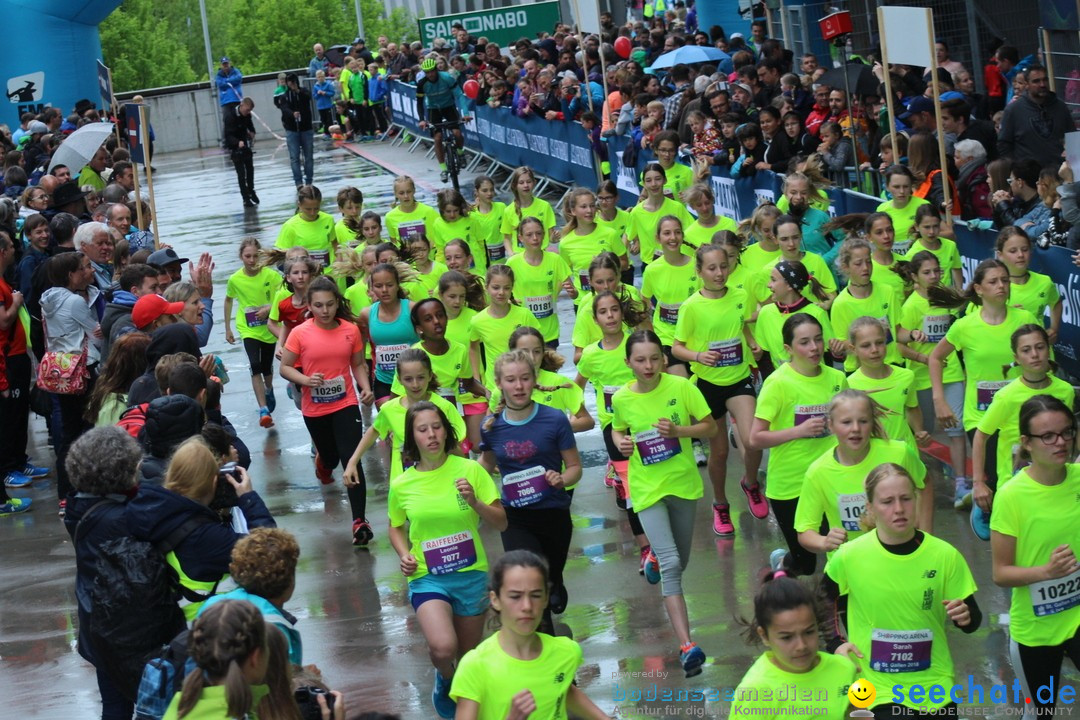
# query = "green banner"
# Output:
<box><xmin>418</xmin><ymin>1</ymin><xmax>562</xmax><ymax>50</ymax></box>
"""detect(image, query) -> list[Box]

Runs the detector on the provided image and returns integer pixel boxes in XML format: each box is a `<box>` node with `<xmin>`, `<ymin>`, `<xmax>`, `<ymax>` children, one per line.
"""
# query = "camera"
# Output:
<box><xmin>566</xmin><ymin>86</ymin><xmax>578</xmax><ymax>95</ymax></box>
<box><xmin>211</xmin><ymin>462</ymin><xmax>239</xmax><ymax>511</ymax></box>
<box><xmin>295</xmin><ymin>686</ymin><xmax>334</xmax><ymax>720</ymax></box>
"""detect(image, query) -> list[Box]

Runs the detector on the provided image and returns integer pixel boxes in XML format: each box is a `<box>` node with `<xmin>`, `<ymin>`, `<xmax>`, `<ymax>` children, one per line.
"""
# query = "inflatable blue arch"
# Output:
<box><xmin>3</xmin><ymin>0</ymin><xmax>122</xmax><ymax>129</ymax></box>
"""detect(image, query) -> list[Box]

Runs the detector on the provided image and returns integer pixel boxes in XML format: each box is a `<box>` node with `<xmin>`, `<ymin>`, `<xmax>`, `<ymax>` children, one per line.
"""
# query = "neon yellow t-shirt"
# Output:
<box><xmin>684</xmin><ymin>216</ymin><xmax>739</xmax><ymax>253</ymax></box>
<box><xmin>870</xmin><ymin>252</ymin><xmax>907</xmax><ymax>300</ymax></box>
<box><xmin>276</xmin><ymin>211</ymin><xmax>336</xmax><ymax>268</ymax></box>
<box><xmin>571</xmin><ymin>286</ymin><xmax>645</xmax><ymax>349</ymax></box>
<box><xmin>596</xmin><ymin>208</ymin><xmax>631</xmax><ymax>252</ymax></box>
<box><xmin>489</xmin><ymin>369</ymin><xmax>584</xmax><ymax>417</ymax></box>
<box><xmin>898</xmin><ymin>292</ymin><xmax>962</xmax><ymax>390</ymax></box>
<box><xmin>446</xmin><ymin>307</ymin><xmax>482</xmax><ymax>403</ymax></box>
<box><xmin>755</xmin><ymin>362</ymin><xmax>848</xmax><ymax>500</ymax></box>
<box><xmin>577</xmin><ymin>334</ymin><xmax>634</xmax><ymax>428</ymax></box>
<box><xmin>389</xmin><ymin>340</ymin><xmax>474</xmax><ymax>406</ymax></box>
<box><xmin>1009</xmin><ymin>271</ymin><xmax>1060</xmax><ymax>322</ymax></box>
<box><xmin>944</xmin><ymin>306</ymin><xmax>1038</xmax><ymax>430</ymax></box>
<box><xmin>829</xmin><ymin>283</ymin><xmax>902</xmax><ymax>371</ymax></box>
<box><xmin>468</xmin><ymin>305</ymin><xmax>540</xmax><ymax>384</ymax></box>
<box><xmin>385</xmin><ymin>202</ymin><xmax>439</xmax><ymax>245</ymax></box>
<box><xmin>990</xmin><ymin>464</ymin><xmax>1080</xmax><ymax>646</ymax></box>
<box><xmin>374</xmin><ymin>393</ymin><xmax>465</xmax><ymax>479</ymax></box>
<box><xmin>903</xmin><ymin>238</ymin><xmax>962</xmax><ymax>287</ymax></box>
<box><xmin>730</xmin><ymin>652</ymin><xmax>856</xmax><ymax>718</ymax></box>
<box><xmin>752</xmin><ymin>302</ymin><xmax>835</xmax><ymax>368</ymax></box>
<box><xmin>639</xmin><ymin>162</ymin><xmax>694</xmax><ymax>198</ymax></box>
<box><xmin>558</xmin><ymin>225</ymin><xmax>623</xmax><ymax>298</ymax></box>
<box><xmin>876</xmin><ymin>196</ymin><xmax>929</xmax><ymax>243</ymax></box>
<box><xmin>428</xmin><ymin>215</ymin><xmax>476</xmax><ymax>266</ymax></box>
<box><xmin>976</xmin><ymin>375</ymin><xmax>1076</xmax><ymax>486</ymax></box>
<box><xmin>407</xmin><ymin>261</ymin><xmax>449</xmax><ymax>300</ymax></box>
<box><xmin>471</xmin><ymin>202</ymin><xmax>507</xmax><ymax>265</ymax></box>
<box><xmin>500</xmin><ymin>197</ymin><xmax>556</xmax><ymax>249</ymax></box>
<box><xmin>641</xmin><ymin>255</ymin><xmax>699</xmax><ymax>346</ymax></box>
<box><xmin>334</xmin><ymin>217</ymin><xmax>360</xmax><ymax>246</ymax></box>
<box><xmin>741</xmin><ymin>242</ymin><xmax>782</xmax><ymax>275</ymax></box>
<box><xmin>506</xmin><ymin>252</ymin><xmax>571</xmax><ymax>342</ymax></box>
<box><xmin>611</xmin><ymin>373</ymin><xmax>711</xmax><ymax>513</ymax></box>
<box><xmin>674</xmin><ymin>289</ymin><xmax>754</xmax><ymax>386</ymax></box>
<box><xmin>450</xmin><ymin>633</ymin><xmax>582</xmax><ymax>720</ymax></box>
<box><xmin>628</xmin><ymin>198</ymin><xmax>692</xmax><ymax>263</ymax></box>
<box><xmin>795</xmin><ymin>438</ymin><xmax>926</xmax><ymax>551</ymax></box>
<box><xmin>387</xmin><ymin>455</ymin><xmax>499</xmax><ymax>580</ymax></box>
<box><xmin>847</xmin><ymin>365</ymin><xmax>919</xmax><ymax>443</ymax></box>
<box><xmin>225</xmin><ymin>268</ymin><xmax>283</xmax><ymax>343</ymax></box>
<box><xmin>824</xmin><ymin>530</ymin><xmax>977</xmax><ymax>712</ymax></box>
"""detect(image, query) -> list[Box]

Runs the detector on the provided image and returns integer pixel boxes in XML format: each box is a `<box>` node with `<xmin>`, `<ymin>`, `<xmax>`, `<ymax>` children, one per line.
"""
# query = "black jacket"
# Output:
<box><xmin>139</xmin><ymin>395</ymin><xmax>206</xmax><ymax>485</ymax></box>
<box><xmin>222</xmin><ymin>106</ymin><xmax>255</xmax><ymax>152</ymax></box>
<box><xmin>998</xmin><ymin>92</ymin><xmax>1075</xmax><ymax>169</ymax></box>
<box><xmin>276</xmin><ymin>87</ymin><xmax>313</xmax><ymax>133</ymax></box>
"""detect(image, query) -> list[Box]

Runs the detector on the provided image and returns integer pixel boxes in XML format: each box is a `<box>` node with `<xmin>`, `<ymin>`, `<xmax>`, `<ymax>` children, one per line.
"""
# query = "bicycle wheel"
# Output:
<box><xmin>447</xmin><ymin>136</ymin><xmax>461</xmax><ymax>191</ymax></box>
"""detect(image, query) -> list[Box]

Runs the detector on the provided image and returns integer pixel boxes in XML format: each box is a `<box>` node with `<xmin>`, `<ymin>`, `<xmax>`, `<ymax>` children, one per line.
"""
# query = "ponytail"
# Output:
<box><xmin>927</xmin><ymin>258</ymin><xmax>1006</xmax><ymax>309</ymax></box>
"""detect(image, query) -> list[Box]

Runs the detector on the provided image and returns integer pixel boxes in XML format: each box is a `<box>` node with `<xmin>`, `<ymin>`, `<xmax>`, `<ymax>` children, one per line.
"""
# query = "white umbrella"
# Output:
<box><xmin>48</xmin><ymin>122</ymin><xmax>115</xmax><ymax>173</ymax></box>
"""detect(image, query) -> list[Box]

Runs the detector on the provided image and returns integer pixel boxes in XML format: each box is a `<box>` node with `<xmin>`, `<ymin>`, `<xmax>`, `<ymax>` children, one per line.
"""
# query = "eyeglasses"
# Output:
<box><xmin>1033</xmin><ymin>428</ymin><xmax>1077</xmax><ymax>445</ymax></box>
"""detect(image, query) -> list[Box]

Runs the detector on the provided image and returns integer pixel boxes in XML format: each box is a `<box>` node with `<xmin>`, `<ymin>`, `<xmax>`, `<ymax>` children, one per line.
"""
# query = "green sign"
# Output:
<box><xmin>418</xmin><ymin>1</ymin><xmax>562</xmax><ymax>49</ymax></box>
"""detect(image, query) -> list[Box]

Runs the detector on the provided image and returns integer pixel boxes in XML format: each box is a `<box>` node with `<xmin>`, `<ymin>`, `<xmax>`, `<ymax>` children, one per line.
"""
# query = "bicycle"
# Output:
<box><xmin>425</xmin><ymin>118</ymin><xmax>469</xmax><ymax>191</ymax></box>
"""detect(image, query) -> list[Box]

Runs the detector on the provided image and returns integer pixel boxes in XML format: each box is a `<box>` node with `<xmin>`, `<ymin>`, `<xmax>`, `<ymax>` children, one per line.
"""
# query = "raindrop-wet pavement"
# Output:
<box><xmin>0</xmin><ymin>139</ymin><xmax>1068</xmax><ymax>717</ymax></box>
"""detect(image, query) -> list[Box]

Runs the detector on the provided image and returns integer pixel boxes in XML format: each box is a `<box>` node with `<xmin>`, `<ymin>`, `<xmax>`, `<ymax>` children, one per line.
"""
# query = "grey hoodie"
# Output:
<box><xmin>40</xmin><ymin>286</ymin><xmax>103</xmax><ymax>364</ymax></box>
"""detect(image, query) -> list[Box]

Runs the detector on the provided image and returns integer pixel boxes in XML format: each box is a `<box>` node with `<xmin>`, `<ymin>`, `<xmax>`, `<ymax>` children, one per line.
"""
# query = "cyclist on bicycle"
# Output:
<box><xmin>416</xmin><ymin>57</ymin><xmax>468</xmax><ymax>183</ymax></box>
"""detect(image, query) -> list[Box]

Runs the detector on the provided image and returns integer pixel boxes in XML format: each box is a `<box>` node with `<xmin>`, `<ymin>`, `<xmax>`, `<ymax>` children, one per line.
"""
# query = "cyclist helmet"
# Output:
<box><xmin>421</xmin><ymin>57</ymin><xmax>438</xmax><ymax>71</ymax></box>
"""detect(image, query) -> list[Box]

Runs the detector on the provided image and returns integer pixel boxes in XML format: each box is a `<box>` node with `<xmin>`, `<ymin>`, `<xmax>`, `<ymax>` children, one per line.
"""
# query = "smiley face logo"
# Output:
<box><xmin>848</xmin><ymin>678</ymin><xmax>876</xmax><ymax>708</ymax></box>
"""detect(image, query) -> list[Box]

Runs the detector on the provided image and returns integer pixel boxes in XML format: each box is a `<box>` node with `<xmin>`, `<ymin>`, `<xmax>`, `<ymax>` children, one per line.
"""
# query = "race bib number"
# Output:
<box><xmin>976</xmin><ymin>380</ymin><xmax>1010</xmax><ymax>411</ymax></box>
<box><xmin>502</xmin><ymin>465</ymin><xmax>550</xmax><ymax>507</ymax></box>
<box><xmin>870</xmin><ymin>629</ymin><xmax>933</xmax><ymax>673</ymax></box>
<box><xmin>579</xmin><ymin>271</ymin><xmax>592</xmax><ymax>293</ymax></box>
<box><xmin>244</xmin><ymin>307</ymin><xmax>266</xmax><ymax>327</ymax></box>
<box><xmin>658</xmin><ymin>302</ymin><xmax>680</xmax><ymax>325</ymax></box>
<box><xmin>837</xmin><ymin>493</ymin><xmax>866</xmax><ymax>532</ymax></box>
<box><xmin>877</xmin><ymin>316</ymin><xmax>894</xmax><ymax>344</ymax></box>
<box><xmin>892</xmin><ymin>239</ymin><xmax>913</xmax><ymax>255</ymax></box>
<box><xmin>635</xmin><ymin>428</ymin><xmax>681</xmax><ymax>465</ymax></box>
<box><xmin>922</xmin><ymin>314</ymin><xmax>953</xmax><ymax>343</ymax></box>
<box><xmin>311</xmin><ymin>376</ymin><xmax>347</xmax><ymax>404</ymax></box>
<box><xmin>421</xmin><ymin>532</ymin><xmax>478</xmax><ymax>575</ymax></box>
<box><xmin>794</xmin><ymin>404</ymin><xmax>830</xmax><ymax>438</ymax></box>
<box><xmin>603</xmin><ymin>385</ymin><xmax>620</xmax><ymax>414</ymax></box>
<box><xmin>437</xmin><ymin>386</ymin><xmax>457</xmax><ymax>404</ymax></box>
<box><xmin>525</xmin><ymin>295</ymin><xmax>553</xmax><ymax>319</ymax></box>
<box><xmin>1030</xmin><ymin>569</ymin><xmax>1080</xmax><ymax>617</ymax></box>
<box><xmin>487</xmin><ymin>242</ymin><xmax>506</xmax><ymax>263</ymax></box>
<box><xmin>399</xmin><ymin>221</ymin><xmax>426</xmax><ymax>244</ymax></box>
<box><xmin>310</xmin><ymin>250</ymin><xmax>330</xmax><ymax>268</ymax></box>
<box><xmin>375</xmin><ymin>343</ymin><xmax>410</xmax><ymax>374</ymax></box>
<box><xmin>709</xmin><ymin>338</ymin><xmax>743</xmax><ymax>367</ymax></box>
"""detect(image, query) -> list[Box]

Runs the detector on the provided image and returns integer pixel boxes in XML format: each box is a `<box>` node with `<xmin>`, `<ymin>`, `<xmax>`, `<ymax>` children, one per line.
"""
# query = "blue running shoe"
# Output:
<box><xmin>970</xmin><ymin>504</ymin><xmax>991</xmax><ymax>541</ymax></box>
<box><xmin>679</xmin><ymin>643</ymin><xmax>706</xmax><ymax>677</ymax></box>
<box><xmin>769</xmin><ymin>547</ymin><xmax>788</xmax><ymax>573</ymax></box>
<box><xmin>4</xmin><ymin>472</ymin><xmax>32</xmax><ymax>488</ymax></box>
<box><xmin>0</xmin><ymin>497</ymin><xmax>32</xmax><ymax>515</ymax></box>
<box><xmin>22</xmin><ymin>463</ymin><xmax>49</xmax><ymax>478</ymax></box>
<box><xmin>265</xmin><ymin>387</ymin><xmax>276</xmax><ymax>413</ymax></box>
<box><xmin>432</xmin><ymin>672</ymin><xmax>456</xmax><ymax>719</ymax></box>
<box><xmin>643</xmin><ymin>548</ymin><xmax>661</xmax><ymax>584</ymax></box>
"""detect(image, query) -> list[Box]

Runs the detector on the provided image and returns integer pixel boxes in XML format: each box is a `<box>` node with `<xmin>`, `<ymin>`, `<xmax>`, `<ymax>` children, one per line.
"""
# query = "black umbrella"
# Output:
<box><xmin>817</xmin><ymin>62</ymin><xmax>879</xmax><ymax>97</ymax></box>
<box><xmin>325</xmin><ymin>45</ymin><xmax>350</xmax><ymax>68</ymax></box>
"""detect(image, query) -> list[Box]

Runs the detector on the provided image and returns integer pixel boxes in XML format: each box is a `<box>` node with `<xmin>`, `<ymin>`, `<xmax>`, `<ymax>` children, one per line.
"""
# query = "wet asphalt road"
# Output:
<box><xmin>0</xmin><ymin>137</ymin><xmax>1067</xmax><ymax>718</ymax></box>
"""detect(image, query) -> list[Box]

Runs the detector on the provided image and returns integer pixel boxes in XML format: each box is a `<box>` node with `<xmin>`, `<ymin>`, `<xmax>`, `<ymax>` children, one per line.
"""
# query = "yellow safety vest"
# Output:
<box><xmin>166</xmin><ymin>551</ymin><xmax>226</xmax><ymax>621</ymax></box>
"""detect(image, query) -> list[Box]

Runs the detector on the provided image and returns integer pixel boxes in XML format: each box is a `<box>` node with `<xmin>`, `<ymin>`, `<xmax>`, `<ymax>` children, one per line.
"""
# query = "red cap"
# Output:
<box><xmin>132</xmin><ymin>294</ymin><xmax>185</xmax><ymax>329</ymax></box>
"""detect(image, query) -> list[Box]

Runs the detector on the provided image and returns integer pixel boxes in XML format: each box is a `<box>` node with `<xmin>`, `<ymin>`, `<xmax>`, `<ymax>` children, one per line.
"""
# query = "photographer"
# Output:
<box><xmin>126</xmin><ymin>437</ymin><xmax>276</xmax><ymax>620</ymax></box>
<box><xmin>547</xmin><ymin>72</ymin><xmax>605</xmax><ymax>122</ymax></box>
<box><xmin>223</xmin><ymin>97</ymin><xmax>257</xmax><ymax>207</ymax></box>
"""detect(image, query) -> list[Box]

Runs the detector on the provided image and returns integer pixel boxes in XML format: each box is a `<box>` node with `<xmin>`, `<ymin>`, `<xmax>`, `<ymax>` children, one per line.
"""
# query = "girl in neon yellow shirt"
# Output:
<box><xmin>750</xmin><ymin>313</ymin><xmax>848</xmax><ymax>577</ymax></box>
<box><xmin>824</xmin><ymin>463</ymin><xmax>980</xmax><ymax>717</ymax></box>
<box><xmin>430</xmin><ymin>188</ymin><xmax>477</xmax><ymax>267</ymax></box>
<box><xmin>439</xmin><ymin>271</ymin><xmax>487</xmax><ymax>447</ymax></box>
<box><xmin>595</xmin><ymin>179</ymin><xmax>632</xmax><ymax>285</ymax></box>
<box><xmin>386</xmin><ymin>401</ymin><xmax>506</xmax><ymax>719</ymax></box>
<box><xmin>673</xmin><ymin>242</ymin><xmax>768</xmax><ymax>537</ymax></box>
<box><xmin>641</xmin><ymin>216</ymin><xmax>699</xmax><ymax>377</ymax></box>
<box><xmin>752</xmin><ymin>260</ymin><xmax>834</xmax><ymax>370</ymax></box>
<box><xmin>404</xmin><ymin>233</ymin><xmax>447</xmax><ymax>301</ymax></box>
<box><xmin>470</xmin><ymin>176</ymin><xmax>507</xmax><ymax>266</ymax></box>
<box><xmin>571</xmin><ymin>252</ymin><xmax>648</xmax><ymax>364</ymax></box>
<box><xmin>334</xmin><ymin>186</ymin><xmax>363</xmax><ymax>246</ymax></box>
<box><xmin>731</xmin><ymin>572</ymin><xmax>857</xmax><ymax>718</ymax></box>
<box><xmin>357</xmin><ymin>211</ymin><xmax>386</xmax><ymax>248</ymax></box>
<box><xmin>796</xmin><ymin>389</ymin><xmax>928</xmax><ymax>558</ymax></box>
<box><xmin>274</xmin><ymin>185</ymin><xmax>337</xmax><ymax>270</ymax></box>
<box><xmin>385</xmin><ymin>175</ymin><xmax>438</xmax><ymax>246</ymax></box>
<box><xmin>903</xmin><ymin>204</ymin><xmax>963</xmax><ymax>288</ymax></box>
<box><xmin>996</xmin><ymin>226</ymin><xmax>1062</xmax><ymax>342</ymax></box>
<box><xmin>628</xmin><ymin>163</ymin><xmax>693</xmax><ymax>265</ymax></box>
<box><xmin>990</xmin><ymin>395</ymin><xmax>1080</xmax><ymax>717</ymax></box>
<box><xmin>846</xmin><ymin>317</ymin><xmax>927</xmax><ymax>449</ymax></box>
<box><xmin>506</xmin><ymin>217</ymin><xmax>573</xmax><ymax>345</ymax></box>
<box><xmin>864</xmin><ymin>211</ymin><xmax>907</xmax><ymax>301</ymax></box>
<box><xmin>500</xmin><ymin>167</ymin><xmax>555</xmax><ymax>255</ymax></box>
<box><xmin>225</xmin><ymin>238</ymin><xmax>283</xmax><ymax>428</ymax></box>
<box><xmin>557</xmin><ymin>188</ymin><xmax>626</xmax><ymax>300</ymax></box>
<box><xmin>875</xmin><ymin>164</ymin><xmax>929</xmax><ymax>243</ymax></box>
<box><xmin>443</xmin><ymin>238</ymin><xmax>486</xmax><ymax>286</ymax></box>
<box><xmin>450</xmin><ymin>551</ymin><xmax>609</xmax><ymax>720</ymax></box>
<box><xmin>573</xmin><ymin>291</ymin><xmax>650</xmax><ymax>568</ymax></box>
<box><xmin>611</xmin><ymin>330</ymin><xmax>718</xmax><ymax>677</ymax></box>
<box><xmin>681</xmin><ymin>183</ymin><xmax>738</xmax><ymax>252</ymax></box>
<box><xmin>758</xmin><ymin>215</ymin><xmax>836</xmax><ymax>308</ymax></box>
<box><xmin>469</xmin><ymin>265</ymin><xmax>540</xmax><ymax>386</ymax></box>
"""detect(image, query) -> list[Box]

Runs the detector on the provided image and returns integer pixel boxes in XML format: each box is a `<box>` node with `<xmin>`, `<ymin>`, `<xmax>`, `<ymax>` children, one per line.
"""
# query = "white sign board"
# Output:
<box><xmin>571</xmin><ymin>0</ymin><xmax>601</xmax><ymax>35</ymax></box>
<box><xmin>879</xmin><ymin>6</ymin><xmax>934</xmax><ymax>67</ymax></box>
<box><xmin>1067</xmin><ymin>131</ymin><xmax>1080</xmax><ymax>175</ymax></box>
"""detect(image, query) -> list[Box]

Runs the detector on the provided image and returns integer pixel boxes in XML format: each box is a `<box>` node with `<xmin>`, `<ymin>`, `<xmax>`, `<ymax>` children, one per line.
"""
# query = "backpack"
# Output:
<box><xmin>75</xmin><ymin>501</ymin><xmax>214</xmax><ymax>702</ymax></box>
<box><xmin>133</xmin><ymin>630</ymin><xmax>197</xmax><ymax>720</ymax></box>
<box><xmin>116</xmin><ymin>402</ymin><xmax>150</xmax><ymax>439</ymax></box>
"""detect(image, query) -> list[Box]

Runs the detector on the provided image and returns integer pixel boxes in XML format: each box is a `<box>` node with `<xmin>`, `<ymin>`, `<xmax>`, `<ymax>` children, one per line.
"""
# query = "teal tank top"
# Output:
<box><xmin>370</xmin><ymin>299</ymin><xmax>419</xmax><ymax>383</ymax></box>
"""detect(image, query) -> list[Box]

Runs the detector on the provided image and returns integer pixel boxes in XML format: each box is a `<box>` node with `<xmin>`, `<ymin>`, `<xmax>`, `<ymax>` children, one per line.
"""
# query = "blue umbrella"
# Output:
<box><xmin>649</xmin><ymin>46</ymin><xmax>731</xmax><ymax>70</ymax></box>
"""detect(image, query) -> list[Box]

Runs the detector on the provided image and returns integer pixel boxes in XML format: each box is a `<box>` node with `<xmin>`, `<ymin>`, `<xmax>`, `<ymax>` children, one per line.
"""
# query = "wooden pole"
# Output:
<box><xmin>138</xmin><ymin>105</ymin><xmax>161</xmax><ymax>248</ymax></box>
<box><xmin>925</xmin><ymin>9</ymin><xmax>952</xmax><ymax>224</ymax></box>
<box><xmin>877</xmin><ymin>6</ymin><xmax>900</xmax><ymax>166</ymax></box>
<box><xmin>130</xmin><ymin>159</ymin><xmax>144</xmax><ymax>232</ymax></box>
<box><xmin>1042</xmin><ymin>29</ymin><xmax>1057</xmax><ymax>93</ymax></box>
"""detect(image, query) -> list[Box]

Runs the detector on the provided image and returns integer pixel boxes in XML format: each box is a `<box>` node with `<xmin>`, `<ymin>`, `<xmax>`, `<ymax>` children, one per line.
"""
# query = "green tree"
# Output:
<box><xmin>99</xmin><ymin>0</ymin><xmax>197</xmax><ymax>91</ymax></box>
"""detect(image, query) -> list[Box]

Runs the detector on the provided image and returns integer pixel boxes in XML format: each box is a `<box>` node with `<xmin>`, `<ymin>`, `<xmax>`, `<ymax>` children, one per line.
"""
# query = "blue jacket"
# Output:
<box><xmin>313</xmin><ymin>80</ymin><xmax>336</xmax><ymax>110</ymax></box>
<box><xmin>215</xmin><ymin>68</ymin><xmax>243</xmax><ymax>105</ymax></box>
<box><xmin>560</xmin><ymin>81</ymin><xmax>605</xmax><ymax>122</ymax></box>
<box><xmin>201</xmin><ymin>588</ymin><xmax>303</xmax><ymax>664</ymax></box>
<box><xmin>368</xmin><ymin>73</ymin><xmax>388</xmax><ymax>104</ymax></box>
<box><xmin>125</xmin><ymin>483</ymin><xmax>275</xmax><ymax>583</ymax></box>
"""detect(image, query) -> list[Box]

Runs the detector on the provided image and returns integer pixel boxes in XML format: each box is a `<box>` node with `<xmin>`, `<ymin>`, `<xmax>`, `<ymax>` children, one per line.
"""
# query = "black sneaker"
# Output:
<box><xmin>440</xmin><ymin>170</ymin><xmax>449</xmax><ymax>183</ymax></box>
